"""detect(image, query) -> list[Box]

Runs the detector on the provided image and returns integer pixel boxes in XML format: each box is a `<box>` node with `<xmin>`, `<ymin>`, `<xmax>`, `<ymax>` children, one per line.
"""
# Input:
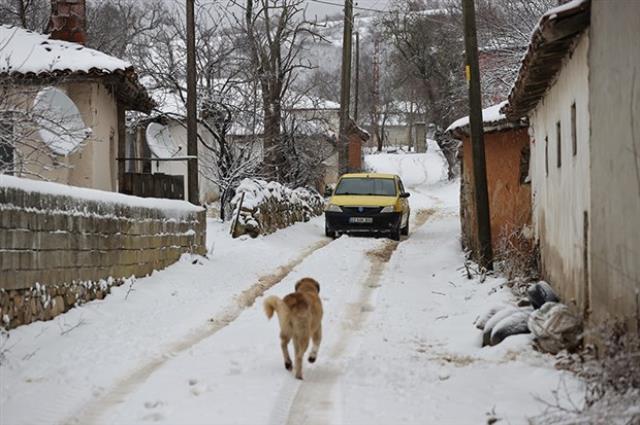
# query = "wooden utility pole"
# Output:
<box><xmin>186</xmin><ymin>0</ymin><xmax>199</xmax><ymax>205</ymax></box>
<box><xmin>338</xmin><ymin>0</ymin><xmax>354</xmax><ymax>175</ymax></box>
<box><xmin>462</xmin><ymin>0</ymin><xmax>493</xmax><ymax>269</ymax></box>
<box><xmin>354</xmin><ymin>30</ymin><xmax>360</xmax><ymax>122</ymax></box>
<box><xmin>372</xmin><ymin>37</ymin><xmax>382</xmax><ymax>151</ymax></box>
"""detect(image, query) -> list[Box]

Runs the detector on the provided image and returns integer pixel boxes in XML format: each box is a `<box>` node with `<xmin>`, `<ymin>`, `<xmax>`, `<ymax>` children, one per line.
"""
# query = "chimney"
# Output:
<box><xmin>48</xmin><ymin>0</ymin><xmax>87</xmax><ymax>45</ymax></box>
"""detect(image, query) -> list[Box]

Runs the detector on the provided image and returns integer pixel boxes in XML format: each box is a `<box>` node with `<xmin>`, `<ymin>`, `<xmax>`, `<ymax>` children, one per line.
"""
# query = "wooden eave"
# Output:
<box><xmin>501</xmin><ymin>0</ymin><xmax>591</xmax><ymax>120</ymax></box>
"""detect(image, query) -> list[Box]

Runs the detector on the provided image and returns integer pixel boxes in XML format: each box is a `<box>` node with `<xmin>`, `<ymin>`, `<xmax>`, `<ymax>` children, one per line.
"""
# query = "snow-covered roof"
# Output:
<box><xmin>0</xmin><ymin>25</ymin><xmax>153</xmax><ymax>112</ymax></box>
<box><xmin>501</xmin><ymin>0</ymin><xmax>590</xmax><ymax>120</ymax></box>
<box><xmin>288</xmin><ymin>94</ymin><xmax>340</xmax><ymax>111</ymax></box>
<box><xmin>445</xmin><ymin>101</ymin><xmax>527</xmax><ymax>137</ymax></box>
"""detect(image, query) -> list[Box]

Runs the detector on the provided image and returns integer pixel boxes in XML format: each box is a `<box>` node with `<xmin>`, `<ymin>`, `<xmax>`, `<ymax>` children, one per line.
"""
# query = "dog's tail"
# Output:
<box><xmin>263</xmin><ymin>295</ymin><xmax>286</xmax><ymax>320</ymax></box>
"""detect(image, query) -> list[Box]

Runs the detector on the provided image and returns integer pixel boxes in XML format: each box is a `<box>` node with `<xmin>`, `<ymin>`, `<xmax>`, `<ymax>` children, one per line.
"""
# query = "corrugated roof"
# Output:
<box><xmin>501</xmin><ymin>0</ymin><xmax>590</xmax><ymax>120</ymax></box>
<box><xmin>0</xmin><ymin>25</ymin><xmax>153</xmax><ymax>113</ymax></box>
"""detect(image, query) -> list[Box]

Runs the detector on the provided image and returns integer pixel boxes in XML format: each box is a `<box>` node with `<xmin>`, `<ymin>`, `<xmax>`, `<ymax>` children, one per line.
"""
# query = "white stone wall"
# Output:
<box><xmin>529</xmin><ymin>33</ymin><xmax>590</xmax><ymax>309</ymax></box>
<box><xmin>588</xmin><ymin>2</ymin><xmax>640</xmax><ymax>330</ymax></box>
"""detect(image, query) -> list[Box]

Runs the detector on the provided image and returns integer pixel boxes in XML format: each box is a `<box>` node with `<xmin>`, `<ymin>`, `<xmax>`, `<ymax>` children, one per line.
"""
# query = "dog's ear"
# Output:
<box><xmin>295</xmin><ymin>280</ymin><xmax>301</xmax><ymax>292</ymax></box>
<box><xmin>313</xmin><ymin>281</ymin><xmax>320</xmax><ymax>293</ymax></box>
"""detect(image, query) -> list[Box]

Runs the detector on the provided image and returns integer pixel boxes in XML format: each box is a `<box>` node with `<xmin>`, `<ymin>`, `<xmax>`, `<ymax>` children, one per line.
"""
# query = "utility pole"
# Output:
<box><xmin>186</xmin><ymin>0</ymin><xmax>199</xmax><ymax>205</ymax></box>
<box><xmin>372</xmin><ymin>37</ymin><xmax>382</xmax><ymax>151</ymax></box>
<box><xmin>462</xmin><ymin>0</ymin><xmax>493</xmax><ymax>270</ymax></box>
<box><xmin>354</xmin><ymin>30</ymin><xmax>360</xmax><ymax>122</ymax></box>
<box><xmin>338</xmin><ymin>0</ymin><xmax>353</xmax><ymax>175</ymax></box>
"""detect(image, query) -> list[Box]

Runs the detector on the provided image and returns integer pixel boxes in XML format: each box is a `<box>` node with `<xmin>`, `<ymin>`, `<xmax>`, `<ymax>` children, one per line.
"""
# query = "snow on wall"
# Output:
<box><xmin>0</xmin><ymin>174</ymin><xmax>203</xmax><ymax>214</ymax></box>
<box><xmin>230</xmin><ymin>179</ymin><xmax>324</xmax><ymax>237</ymax></box>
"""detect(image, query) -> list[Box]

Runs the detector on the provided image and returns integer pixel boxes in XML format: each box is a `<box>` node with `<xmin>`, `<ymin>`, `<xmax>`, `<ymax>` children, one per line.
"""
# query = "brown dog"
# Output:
<box><xmin>263</xmin><ymin>277</ymin><xmax>323</xmax><ymax>380</ymax></box>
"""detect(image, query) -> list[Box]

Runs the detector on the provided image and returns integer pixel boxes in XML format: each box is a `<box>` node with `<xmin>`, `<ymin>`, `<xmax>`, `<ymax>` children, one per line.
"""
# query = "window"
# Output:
<box><xmin>545</xmin><ymin>136</ymin><xmax>549</xmax><ymax>177</ymax></box>
<box><xmin>556</xmin><ymin>121</ymin><xmax>562</xmax><ymax>168</ymax></box>
<box><xmin>520</xmin><ymin>144</ymin><xmax>530</xmax><ymax>184</ymax></box>
<box><xmin>335</xmin><ymin>177</ymin><xmax>397</xmax><ymax>196</ymax></box>
<box><xmin>571</xmin><ymin>102</ymin><xmax>577</xmax><ymax>156</ymax></box>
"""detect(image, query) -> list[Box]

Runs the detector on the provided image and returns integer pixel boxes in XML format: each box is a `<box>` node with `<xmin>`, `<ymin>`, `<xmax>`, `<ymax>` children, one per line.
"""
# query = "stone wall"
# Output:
<box><xmin>230</xmin><ymin>179</ymin><xmax>324</xmax><ymax>238</ymax></box>
<box><xmin>0</xmin><ymin>176</ymin><xmax>206</xmax><ymax>328</ymax></box>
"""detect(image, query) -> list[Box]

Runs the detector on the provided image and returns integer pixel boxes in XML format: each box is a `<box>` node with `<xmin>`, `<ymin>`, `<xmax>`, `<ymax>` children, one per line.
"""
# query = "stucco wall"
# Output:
<box><xmin>588</xmin><ymin>3</ymin><xmax>640</xmax><ymax>331</ymax></box>
<box><xmin>529</xmin><ymin>33</ymin><xmax>590</xmax><ymax>310</ymax></box>
<box><xmin>460</xmin><ymin>128</ymin><xmax>531</xmax><ymax>256</ymax></box>
<box><xmin>13</xmin><ymin>81</ymin><xmax>120</xmax><ymax>192</ymax></box>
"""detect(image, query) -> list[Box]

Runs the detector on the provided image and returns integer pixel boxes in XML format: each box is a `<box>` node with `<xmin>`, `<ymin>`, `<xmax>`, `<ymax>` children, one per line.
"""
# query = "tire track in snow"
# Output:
<box><xmin>283</xmin><ymin>209</ymin><xmax>436</xmax><ymax>425</ymax></box>
<box><xmin>63</xmin><ymin>238</ymin><xmax>332</xmax><ymax>425</ymax></box>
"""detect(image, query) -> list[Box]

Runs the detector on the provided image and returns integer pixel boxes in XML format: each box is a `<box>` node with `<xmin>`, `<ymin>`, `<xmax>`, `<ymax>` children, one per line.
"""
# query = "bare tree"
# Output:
<box><xmin>0</xmin><ymin>82</ymin><xmax>90</xmax><ymax>178</ymax></box>
<box><xmin>381</xmin><ymin>3</ymin><xmax>465</xmax><ymax>176</ymax></box>
<box><xmin>0</xmin><ymin>0</ymin><xmax>50</xmax><ymax>31</ymax></box>
<box><xmin>84</xmin><ymin>0</ymin><xmax>168</xmax><ymax>58</ymax></box>
<box><xmin>238</xmin><ymin>0</ymin><xmax>323</xmax><ymax>180</ymax></box>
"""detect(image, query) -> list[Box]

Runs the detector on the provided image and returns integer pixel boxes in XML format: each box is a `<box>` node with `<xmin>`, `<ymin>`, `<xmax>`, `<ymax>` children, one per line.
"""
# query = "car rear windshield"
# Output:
<box><xmin>335</xmin><ymin>178</ymin><xmax>397</xmax><ymax>196</ymax></box>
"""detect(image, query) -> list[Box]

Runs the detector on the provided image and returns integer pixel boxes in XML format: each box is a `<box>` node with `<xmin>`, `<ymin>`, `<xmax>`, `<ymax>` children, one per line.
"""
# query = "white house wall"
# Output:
<box><xmin>529</xmin><ymin>33</ymin><xmax>590</xmax><ymax>310</ymax></box>
<box><xmin>588</xmin><ymin>2</ymin><xmax>640</xmax><ymax>330</ymax></box>
<box><xmin>152</xmin><ymin>121</ymin><xmax>220</xmax><ymax>204</ymax></box>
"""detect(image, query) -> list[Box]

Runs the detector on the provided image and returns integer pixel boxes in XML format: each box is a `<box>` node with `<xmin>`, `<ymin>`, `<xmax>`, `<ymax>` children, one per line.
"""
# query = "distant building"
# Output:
<box><xmin>502</xmin><ymin>0</ymin><xmax>640</xmax><ymax>330</ymax></box>
<box><xmin>446</xmin><ymin>101</ymin><xmax>530</xmax><ymax>258</ymax></box>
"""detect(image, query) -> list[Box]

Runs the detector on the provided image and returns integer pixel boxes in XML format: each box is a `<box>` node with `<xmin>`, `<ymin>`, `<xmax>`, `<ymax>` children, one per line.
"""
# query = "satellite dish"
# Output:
<box><xmin>33</xmin><ymin>87</ymin><xmax>90</xmax><ymax>156</ymax></box>
<box><xmin>146</xmin><ymin>122</ymin><xmax>182</xmax><ymax>158</ymax></box>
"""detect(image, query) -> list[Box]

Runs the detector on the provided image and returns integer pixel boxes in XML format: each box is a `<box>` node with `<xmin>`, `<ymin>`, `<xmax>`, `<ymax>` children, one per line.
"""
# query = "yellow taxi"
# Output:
<box><xmin>324</xmin><ymin>173</ymin><xmax>411</xmax><ymax>240</ymax></box>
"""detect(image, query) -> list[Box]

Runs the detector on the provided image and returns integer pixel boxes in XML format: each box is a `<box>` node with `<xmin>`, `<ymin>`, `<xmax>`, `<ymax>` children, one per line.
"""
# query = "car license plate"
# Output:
<box><xmin>350</xmin><ymin>217</ymin><xmax>373</xmax><ymax>224</ymax></box>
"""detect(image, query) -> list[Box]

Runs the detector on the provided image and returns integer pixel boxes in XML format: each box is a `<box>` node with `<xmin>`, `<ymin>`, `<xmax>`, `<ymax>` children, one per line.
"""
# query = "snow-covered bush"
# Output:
<box><xmin>229</xmin><ymin>178</ymin><xmax>324</xmax><ymax>238</ymax></box>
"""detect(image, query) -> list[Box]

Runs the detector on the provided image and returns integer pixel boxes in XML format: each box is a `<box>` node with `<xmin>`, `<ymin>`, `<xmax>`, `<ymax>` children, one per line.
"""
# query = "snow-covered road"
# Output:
<box><xmin>1</xmin><ymin>147</ymin><xmax>580</xmax><ymax>425</ymax></box>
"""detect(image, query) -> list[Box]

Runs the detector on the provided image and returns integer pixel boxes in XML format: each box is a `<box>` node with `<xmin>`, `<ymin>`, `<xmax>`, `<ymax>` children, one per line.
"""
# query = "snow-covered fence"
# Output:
<box><xmin>230</xmin><ymin>179</ymin><xmax>324</xmax><ymax>238</ymax></box>
<box><xmin>0</xmin><ymin>176</ymin><xmax>206</xmax><ymax>328</ymax></box>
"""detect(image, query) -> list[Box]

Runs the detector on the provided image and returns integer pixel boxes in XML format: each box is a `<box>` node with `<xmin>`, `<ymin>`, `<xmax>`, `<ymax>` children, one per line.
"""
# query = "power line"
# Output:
<box><xmin>307</xmin><ymin>0</ymin><xmax>388</xmax><ymax>14</ymax></box>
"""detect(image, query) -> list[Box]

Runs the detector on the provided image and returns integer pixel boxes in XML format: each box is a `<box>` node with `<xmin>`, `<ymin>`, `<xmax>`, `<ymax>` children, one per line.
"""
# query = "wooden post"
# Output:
<box><xmin>230</xmin><ymin>192</ymin><xmax>245</xmax><ymax>238</ymax></box>
<box><xmin>186</xmin><ymin>0</ymin><xmax>199</xmax><ymax>205</ymax></box>
<box><xmin>354</xmin><ymin>30</ymin><xmax>360</xmax><ymax>122</ymax></box>
<box><xmin>117</xmin><ymin>102</ymin><xmax>126</xmax><ymax>192</ymax></box>
<box><xmin>462</xmin><ymin>0</ymin><xmax>493</xmax><ymax>270</ymax></box>
<box><xmin>338</xmin><ymin>0</ymin><xmax>353</xmax><ymax>175</ymax></box>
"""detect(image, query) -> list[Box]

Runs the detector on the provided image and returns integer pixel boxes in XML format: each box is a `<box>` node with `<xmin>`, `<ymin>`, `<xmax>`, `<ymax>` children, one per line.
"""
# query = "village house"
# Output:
<box><xmin>502</xmin><ymin>0</ymin><xmax>640</xmax><ymax>331</ymax></box>
<box><xmin>0</xmin><ymin>3</ymin><xmax>152</xmax><ymax>192</ymax></box>
<box><xmin>133</xmin><ymin>89</ymin><xmax>346</xmax><ymax>197</ymax></box>
<box><xmin>445</xmin><ymin>101</ymin><xmax>530</xmax><ymax>258</ymax></box>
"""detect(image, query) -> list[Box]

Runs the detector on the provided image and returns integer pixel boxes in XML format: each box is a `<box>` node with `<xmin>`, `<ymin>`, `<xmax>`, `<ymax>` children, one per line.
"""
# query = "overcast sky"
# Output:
<box><xmin>185</xmin><ymin>0</ymin><xmax>394</xmax><ymax>22</ymax></box>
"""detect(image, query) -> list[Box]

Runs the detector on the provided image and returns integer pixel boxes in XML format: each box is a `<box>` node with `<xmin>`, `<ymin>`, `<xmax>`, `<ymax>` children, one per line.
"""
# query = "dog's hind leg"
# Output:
<box><xmin>280</xmin><ymin>333</ymin><xmax>292</xmax><ymax>371</ymax></box>
<box><xmin>293</xmin><ymin>336</ymin><xmax>309</xmax><ymax>380</ymax></box>
<box><xmin>308</xmin><ymin>326</ymin><xmax>322</xmax><ymax>363</ymax></box>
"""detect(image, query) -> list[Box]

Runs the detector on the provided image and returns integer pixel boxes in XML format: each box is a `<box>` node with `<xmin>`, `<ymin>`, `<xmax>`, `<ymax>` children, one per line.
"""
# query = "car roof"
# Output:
<box><xmin>340</xmin><ymin>173</ymin><xmax>397</xmax><ymax>179</ymax></box>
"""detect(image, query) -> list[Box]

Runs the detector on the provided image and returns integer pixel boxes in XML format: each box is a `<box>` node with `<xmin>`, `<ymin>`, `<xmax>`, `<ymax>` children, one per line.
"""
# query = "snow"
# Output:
<box><xmin>364</xmin><ymin>139</ymin><xmax>448</xmax><ymax>187</ymax></box>
<box><xmin>445</xmin><ymin>100</ymin><xmax>509</xmax><ymax>134</ymax></box>
<box><xmin>0</xmin><ymin>150</ymin><xmax>583</xmax><ymax>425</ymax></box>
<box><xmin>0</xmin><ymin>175</ymin><xmax>202</xmax><ymax>213</ymax></box>
<box><xmin>0</xmin><ymin>25</ymin><xmax>131</xmax><ymax>76</ymax></box>
<box><xmin>32</xmin><ymin>87</ymin><xmax>91</xmax><ymax>156</ymax></box>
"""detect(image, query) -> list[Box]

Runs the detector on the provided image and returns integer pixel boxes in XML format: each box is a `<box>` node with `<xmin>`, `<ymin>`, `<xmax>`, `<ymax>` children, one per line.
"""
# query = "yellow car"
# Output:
<box><xmin>325</xmin><ymin>173</ymin><xmax>411</xmax><ymax>240</ymax></box>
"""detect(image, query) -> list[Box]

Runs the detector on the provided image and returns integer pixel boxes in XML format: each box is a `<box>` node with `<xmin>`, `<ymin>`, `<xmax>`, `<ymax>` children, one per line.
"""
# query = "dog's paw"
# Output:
<box><xmin>284</xmin><ymin>360</ymin><xmax>292</xmax><ymax>371</ymax></box>
<box><xmin>308</xmin><ymin>356</ymin><xmax>316</xmax><ymax>363</ymax></box>
<box><xmin>295</xmin><ymin>374</ymin><xmax>303</xmax><ymax>380</ymax></box>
